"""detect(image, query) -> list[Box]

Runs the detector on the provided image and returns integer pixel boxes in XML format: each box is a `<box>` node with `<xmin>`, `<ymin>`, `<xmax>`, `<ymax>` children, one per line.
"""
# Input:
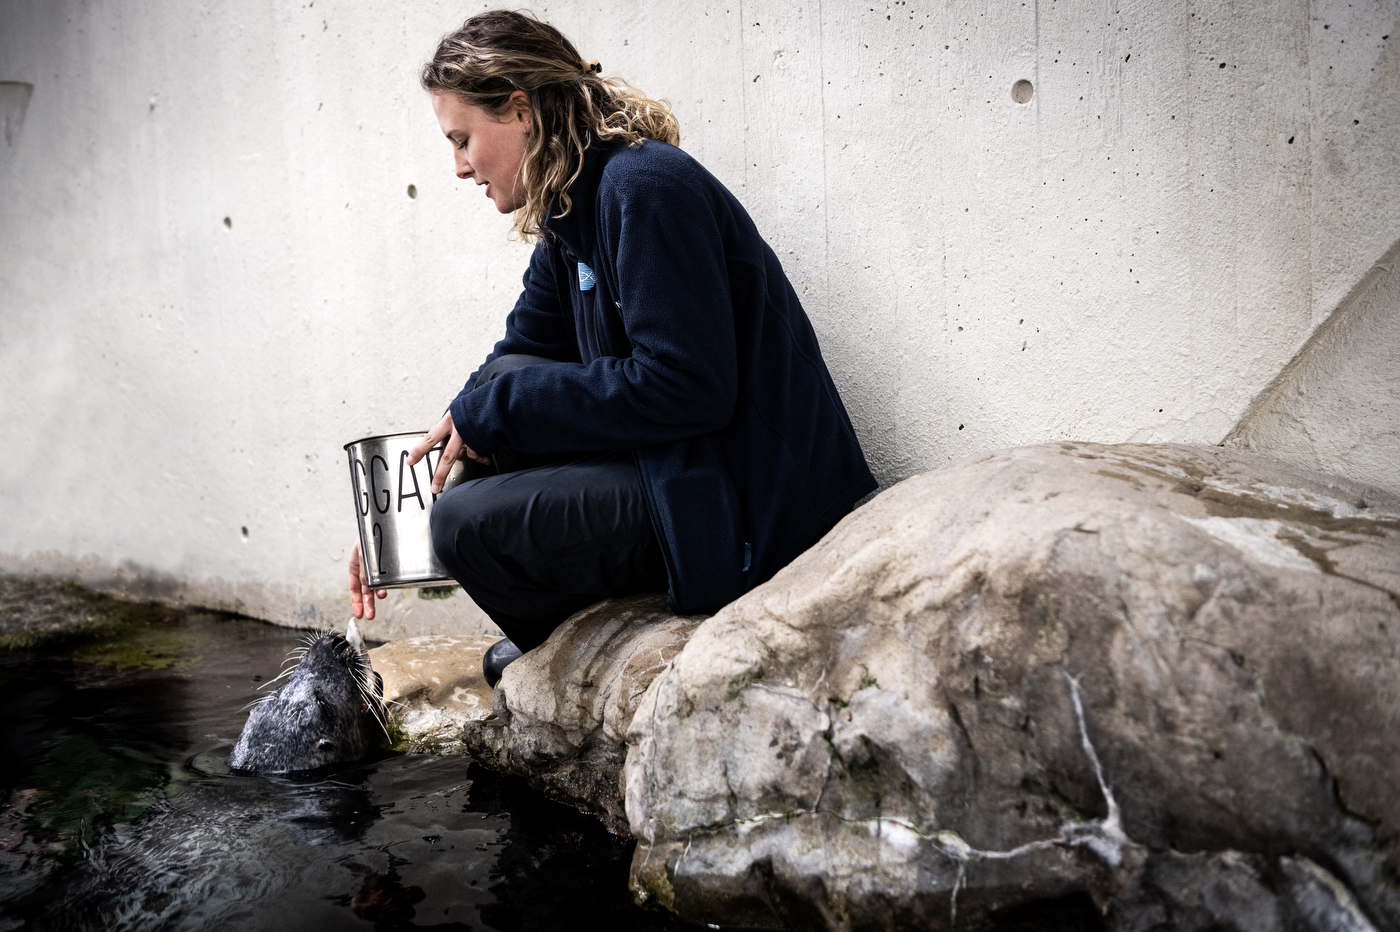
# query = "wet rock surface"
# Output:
<box><xmin>368</xmin><ymin>633</ymin><xmax>498</xmax><ymax>752</ymax></box>
<box><xmin>439</xmin><ymin>443</ymin><xmax>1399</xmax><ymax>929</ymax></box>
<box><xmin>0</xmin><ymin>576</ymin><xmax>187</xmax><ymax>651</ymax></box>
<box><xmin>461</xmin><ymin>595</ymin><xmax>705</xmax><ymax>833</ymax></box>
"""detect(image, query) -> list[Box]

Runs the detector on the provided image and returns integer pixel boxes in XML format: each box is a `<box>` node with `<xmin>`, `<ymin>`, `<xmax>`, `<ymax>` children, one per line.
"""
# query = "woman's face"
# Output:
<box><xmin>431</xmin><ymin>90</ymin><xmax>531</xmax><ymax>214</ymax></box>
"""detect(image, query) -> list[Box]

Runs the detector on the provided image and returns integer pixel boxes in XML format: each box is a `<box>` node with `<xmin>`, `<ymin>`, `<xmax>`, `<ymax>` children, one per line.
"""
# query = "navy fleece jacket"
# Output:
<box><xmin>449</xmin><ymin>140</ymin><xmax>875</xmax><ymax>615</ymax></box>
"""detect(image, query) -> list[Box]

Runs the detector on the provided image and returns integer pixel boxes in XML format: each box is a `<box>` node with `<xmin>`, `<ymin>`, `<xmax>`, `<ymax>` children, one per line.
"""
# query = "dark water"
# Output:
<box><xmin>0</xmin><ymin>602</ymin><xmax>691</xmax><ymax>931</ymax></box>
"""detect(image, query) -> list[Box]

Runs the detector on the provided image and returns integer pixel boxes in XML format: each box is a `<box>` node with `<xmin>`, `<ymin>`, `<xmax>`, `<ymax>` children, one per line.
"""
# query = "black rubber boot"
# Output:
<box><xmin>483</xmin><ymin>638</ymin><xmax>523</xmax><ymax>688</ymax></box>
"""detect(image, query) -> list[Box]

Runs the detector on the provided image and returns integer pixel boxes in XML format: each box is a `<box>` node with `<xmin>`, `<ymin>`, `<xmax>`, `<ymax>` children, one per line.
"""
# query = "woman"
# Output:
<box><xmin>351</xmin><ymin>10</ymin><xmax>874</xmax><ymax>683</ymax></box>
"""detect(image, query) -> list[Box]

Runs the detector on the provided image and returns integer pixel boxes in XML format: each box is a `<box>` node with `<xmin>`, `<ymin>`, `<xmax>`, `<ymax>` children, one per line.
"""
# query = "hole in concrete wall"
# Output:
<box><xmin>407</xmin><ymin>184</ymin><xmax>417</xmax><ymax>199</ymax></box>
<box><xmin>0</xmin><ymin>81</ymin><xmax>34</xmax><ymax>148</ymax></box>
<box><xmin>241</xmin><ymin>526</ymin><xmax>249</xmax><ymax>539</ymax></box>
<box><xmin>223</xmin><ymin>217</ymin><xmax>232</xmax><ymax>229</ymax></box>
<box><xmin>1011</xmin><ymin>79</ymin><xmax>1034</xmax><ymax>104</ymax></box>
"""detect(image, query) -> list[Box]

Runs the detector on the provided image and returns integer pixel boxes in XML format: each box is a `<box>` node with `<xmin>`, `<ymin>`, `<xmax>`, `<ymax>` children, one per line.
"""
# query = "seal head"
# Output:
<box><xmin>228</xmin><ymin>619</ymin><xmax>385</xmax><ymax>772</ymax></box>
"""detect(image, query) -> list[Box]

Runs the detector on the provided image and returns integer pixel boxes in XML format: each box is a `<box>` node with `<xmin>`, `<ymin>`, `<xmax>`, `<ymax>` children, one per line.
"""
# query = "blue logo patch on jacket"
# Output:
<box><xmin>578</xmin><ymin>263</ymin><xmax>596</xmax><ymax>291</ymax></box>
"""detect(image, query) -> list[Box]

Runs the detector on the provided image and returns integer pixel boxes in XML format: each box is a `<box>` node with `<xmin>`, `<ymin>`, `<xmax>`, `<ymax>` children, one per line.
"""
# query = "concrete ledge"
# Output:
<box><xmin>0</xmin><ymin>551</ymin><xmax>503</xmax><ymax>642</ymax></box>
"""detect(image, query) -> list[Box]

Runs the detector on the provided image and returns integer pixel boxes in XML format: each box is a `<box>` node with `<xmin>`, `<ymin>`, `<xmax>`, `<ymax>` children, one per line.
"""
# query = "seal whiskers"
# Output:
<box><xmin>228</xmin><ymin>620</ymin><xmax>386</xmax><ymax>773</ymax></box>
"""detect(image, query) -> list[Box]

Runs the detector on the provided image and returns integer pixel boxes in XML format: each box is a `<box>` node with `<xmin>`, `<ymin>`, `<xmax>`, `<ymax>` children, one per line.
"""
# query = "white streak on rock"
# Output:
<box><xmin>1179</xmin><ymin>516</ymin><xmax>1321</xmax><ymax>573</ymax></box>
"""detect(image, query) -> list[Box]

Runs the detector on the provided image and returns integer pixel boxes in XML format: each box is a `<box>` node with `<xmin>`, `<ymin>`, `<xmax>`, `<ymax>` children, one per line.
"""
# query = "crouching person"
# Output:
<box><xmin>351</xmin><ymin>10</ymin><xmax>874</xmax><ymax>686</ymax></box>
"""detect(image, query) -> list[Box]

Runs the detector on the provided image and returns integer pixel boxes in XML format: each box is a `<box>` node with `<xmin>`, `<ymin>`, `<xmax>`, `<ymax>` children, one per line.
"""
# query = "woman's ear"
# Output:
<box><xmin>507</xmin><ymin>89</ymin><xmax>532</xmax><ymax>130</ymax></box>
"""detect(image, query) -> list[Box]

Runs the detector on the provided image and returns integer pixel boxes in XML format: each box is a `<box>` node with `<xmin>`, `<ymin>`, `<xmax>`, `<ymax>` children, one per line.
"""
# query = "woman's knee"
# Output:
<box><xmin>430</xmin><ymin>485</ymin><xmax>484</xmax><ymax>572</ymax></box>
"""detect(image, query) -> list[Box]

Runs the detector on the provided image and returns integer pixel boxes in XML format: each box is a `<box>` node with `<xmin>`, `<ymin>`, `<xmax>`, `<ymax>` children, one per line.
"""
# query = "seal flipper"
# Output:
<box><xmin>346</xmin><ymin>618</ymin><xmax>379</xmax><ymax>698</ymax></box>
<box><xmin>345</xmin><ymin>618</ymin><xmax>386</xmax><ymax>721</ymax></box>
<box><xmin>346</xmin><ymin>618</ymin><xmax>369</xmax><ymax>658</ymax></box>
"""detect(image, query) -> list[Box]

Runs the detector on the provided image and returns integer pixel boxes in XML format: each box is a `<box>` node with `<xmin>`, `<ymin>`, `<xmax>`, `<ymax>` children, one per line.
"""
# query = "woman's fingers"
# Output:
<box><xmin>349</xmin><ymin>540</ymin><xmax>370</xmax><ymax>620</ymax></box>
<box><xmin>431</xmin><ymin>429</ymin><xmax>463</xmax><ymax>494</ymax></box>
<box><xmin>409</xmin><ymin>411</ymin><xmax>491</xmax><ymax>493</ymax></box>
<box><xmin>349</xmin><ymin>539</ymin><xmax>386</xmax><ymax>620</ymax></box>
<box><xmin>407</xmin><ymin>412</ymin><xmax>454</xmax><ymax>467</ymax></box>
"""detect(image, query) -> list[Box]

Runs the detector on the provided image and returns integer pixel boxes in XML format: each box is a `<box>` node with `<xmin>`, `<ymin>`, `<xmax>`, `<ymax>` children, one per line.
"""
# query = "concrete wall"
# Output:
<box><xmin>1224</xmin><ymin>235</ymin><xmax>1400</xmax><ymax>493</ymax></box>
<box><xmin>1</xmin><ymin>0</ymin><xmax>1397</xmax><ymax>636</ymax></box>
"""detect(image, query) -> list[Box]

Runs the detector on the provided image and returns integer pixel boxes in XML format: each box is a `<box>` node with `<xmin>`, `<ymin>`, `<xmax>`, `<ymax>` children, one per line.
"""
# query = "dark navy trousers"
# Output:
<box><xmin>429</xmin><ymin>356</ymin><xmax>668</xmax><ymax>652</ymax></box>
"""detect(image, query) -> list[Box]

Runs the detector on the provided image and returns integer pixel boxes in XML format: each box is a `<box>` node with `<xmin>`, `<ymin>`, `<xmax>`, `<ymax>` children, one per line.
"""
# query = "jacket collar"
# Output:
<box><xmin>543</xmin><ymin>139</ymin><xmax>623</xmax><ymax>258</ymax></box>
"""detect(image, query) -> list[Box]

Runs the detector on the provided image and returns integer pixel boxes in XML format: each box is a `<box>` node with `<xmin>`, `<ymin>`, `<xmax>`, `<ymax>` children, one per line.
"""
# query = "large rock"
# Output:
<box><xmin>620</xmin><ymin>442</ymin><xmax>1400</xmax><ymax>930</ymax></box>
<box><xmin>462</xmin><ymin>594</ymin><xmax>706</xmax><ymax>832</ymax></box>
<box><xmin>437</xmin><ymin>443</ymin><xmax>1400</xmax><ymax>929</ymax></box>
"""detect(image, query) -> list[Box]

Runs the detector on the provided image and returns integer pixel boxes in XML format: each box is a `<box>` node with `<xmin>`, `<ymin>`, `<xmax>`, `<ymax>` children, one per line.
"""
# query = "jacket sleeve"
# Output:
<box><xmin>456</xmin><ymin>240</ymin><xmax>578</xmax><ymax>393</ymax></box>
<box><xmin>450</xmin><ymin>158</ymin><xmax>739</xmax><ymax>456</ymax></box>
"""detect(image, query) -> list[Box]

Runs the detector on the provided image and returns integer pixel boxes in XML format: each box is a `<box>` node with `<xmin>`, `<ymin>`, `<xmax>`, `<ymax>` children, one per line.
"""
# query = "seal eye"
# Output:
<box><xmin>318</xmin><ymin>740</ymin><xmax>337</xmax><ymax>754</ymax></box>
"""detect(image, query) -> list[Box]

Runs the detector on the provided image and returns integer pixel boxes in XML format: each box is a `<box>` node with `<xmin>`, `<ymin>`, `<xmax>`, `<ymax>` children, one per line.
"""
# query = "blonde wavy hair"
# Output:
<box><xmin>421</xmin><ymin>10</ymin><xmax>681</xmax><ymax>240</ymax></box>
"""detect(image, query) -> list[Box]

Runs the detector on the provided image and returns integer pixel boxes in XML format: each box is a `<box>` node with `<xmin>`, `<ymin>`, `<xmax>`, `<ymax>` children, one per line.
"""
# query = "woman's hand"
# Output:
<box><xmin>349</xmin><ymin>539</ymin><xmax>386</xmax><ymax>620</ymax></box>
<box><xmin>408</xmin><ymin>412</ymin><xmax>489</xmax><ymax>494</ymax></box>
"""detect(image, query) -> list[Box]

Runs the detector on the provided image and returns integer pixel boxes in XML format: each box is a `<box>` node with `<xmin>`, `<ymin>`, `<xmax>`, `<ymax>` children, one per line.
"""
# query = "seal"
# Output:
<box><xmin>228</xmin><ymin>619</ymin><xmax>386</xmax><ymax>772</ymax></box>
<box><xmin>4</xmin><ymin>621</ymin><xmax>394</xmax><ymax>930</ymax></box>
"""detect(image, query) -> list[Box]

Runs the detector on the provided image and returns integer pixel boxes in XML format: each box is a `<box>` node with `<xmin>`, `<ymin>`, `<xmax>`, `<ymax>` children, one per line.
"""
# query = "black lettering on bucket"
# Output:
<box><xmin>398</xmin><ymin>450</ymin><xmax>426</xmax><ymax>512</ymax></box>
<box><xmin>370</xmin><ymin>455</ymin><xmax>390</xmax><ymax>514</ymax></box>
<box><xmin>352</xmin><ymin>457</ymin><xmax>370</xmax><ymax>516</ymax></box>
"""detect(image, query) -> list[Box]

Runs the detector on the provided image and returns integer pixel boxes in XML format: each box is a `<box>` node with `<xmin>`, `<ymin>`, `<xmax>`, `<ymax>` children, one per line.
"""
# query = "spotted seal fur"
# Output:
<box><xmin>228</xmin><ymin>619</ymin><xmax>386</xmax><ymax>772</ymax></box>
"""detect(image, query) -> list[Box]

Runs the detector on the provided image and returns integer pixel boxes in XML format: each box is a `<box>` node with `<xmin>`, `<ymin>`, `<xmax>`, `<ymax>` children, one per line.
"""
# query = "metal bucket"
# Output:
<box><xmin>343</xmin><ymin>431</ymin><xmax>469</xmax><ymax>589</ymax></box>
